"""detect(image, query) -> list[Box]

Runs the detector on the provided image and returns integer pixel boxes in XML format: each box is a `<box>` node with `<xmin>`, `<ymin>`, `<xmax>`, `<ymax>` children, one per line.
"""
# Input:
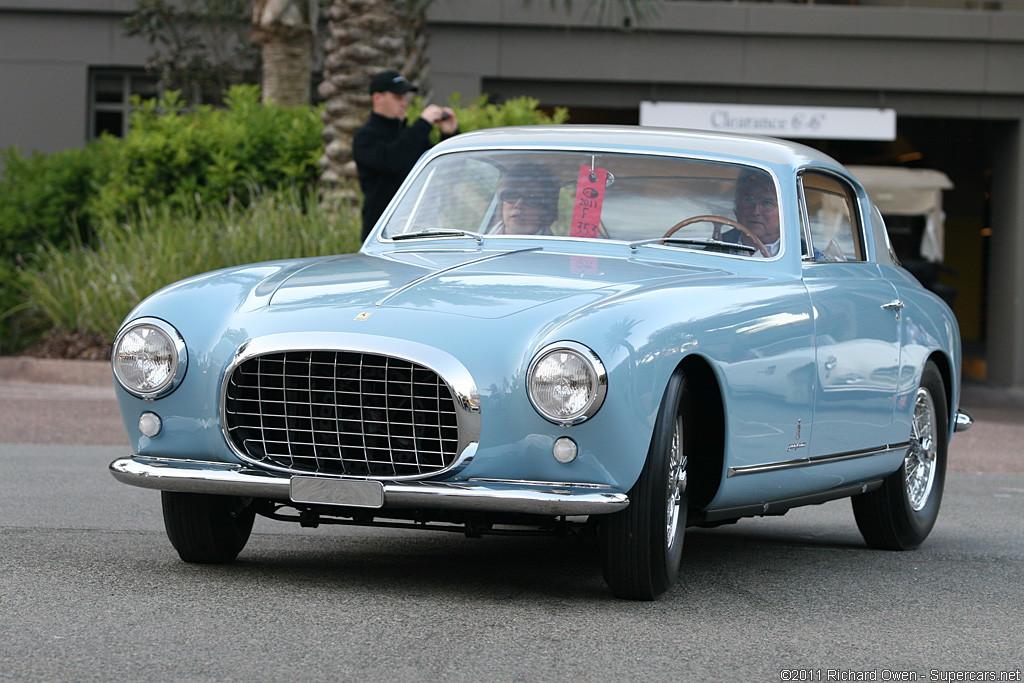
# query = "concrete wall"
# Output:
<box><xmin>0</xmin><ymin>0</ymin><xmax>148</xmax><ymax>156</ymax></box>
<box><xmin>426</xmin><ymin>1</ymin><xmax>1024</xmax><ymax>111</ymax></box>
<box><xmin>988</xmin><ymin>122</ymin><xmax>1024</xmax><ymax>387</ymax></box>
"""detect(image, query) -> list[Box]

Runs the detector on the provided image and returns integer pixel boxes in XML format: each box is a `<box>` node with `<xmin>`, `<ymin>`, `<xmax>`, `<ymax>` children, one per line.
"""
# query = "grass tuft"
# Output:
<box><xmin>19</xmin><ymin>186</ymin><xmax>362</xmax><ymax>340</ymax></box>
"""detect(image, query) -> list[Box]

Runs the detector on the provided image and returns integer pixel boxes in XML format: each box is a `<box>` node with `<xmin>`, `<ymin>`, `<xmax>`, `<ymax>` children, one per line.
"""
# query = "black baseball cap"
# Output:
<box><xmin>369</xmin><ymin>70</ymin><xmax>418</xmax><ymax>95</ymax></box>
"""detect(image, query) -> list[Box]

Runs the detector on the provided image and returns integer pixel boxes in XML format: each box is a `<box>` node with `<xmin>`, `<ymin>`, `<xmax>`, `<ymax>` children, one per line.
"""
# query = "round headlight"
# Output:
<box><xmin>527</xmin><ymin>342</ymin><xmax>607</xmax><ymax>426</ymax></box>
<box><xmin>111</xmin><ymin>318</ymin><xmax>187</xmax><ymax>399</ymax></box>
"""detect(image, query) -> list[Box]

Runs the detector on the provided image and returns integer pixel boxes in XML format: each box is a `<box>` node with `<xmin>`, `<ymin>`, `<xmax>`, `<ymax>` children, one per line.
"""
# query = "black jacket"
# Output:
<box><xmin>352</xmin><ymin>112</ymin><xmax>436</xmax><ymax>239</ymax></box>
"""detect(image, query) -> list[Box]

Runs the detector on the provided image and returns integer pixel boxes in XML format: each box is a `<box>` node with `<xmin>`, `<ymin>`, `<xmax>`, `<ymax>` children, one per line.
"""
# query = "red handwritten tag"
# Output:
<box><xmin>570</xmin><ymin>164</ymin><xmax>608</xmax><ymax>239</ymax></box>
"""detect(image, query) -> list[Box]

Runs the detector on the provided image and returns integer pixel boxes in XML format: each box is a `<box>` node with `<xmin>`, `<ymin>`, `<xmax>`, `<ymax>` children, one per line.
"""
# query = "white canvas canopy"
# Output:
<box><xmin>847</xmin><ymin>165</ymin><xmax>954</xmax><ymax>263</ymax></box>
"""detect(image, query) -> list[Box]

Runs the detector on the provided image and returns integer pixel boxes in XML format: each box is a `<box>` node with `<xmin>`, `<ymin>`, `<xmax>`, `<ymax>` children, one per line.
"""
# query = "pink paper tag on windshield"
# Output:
<box><xmin>570</xmin><ymin>164</ymin><xmax>608</xmax><ymax>239</ymax></box>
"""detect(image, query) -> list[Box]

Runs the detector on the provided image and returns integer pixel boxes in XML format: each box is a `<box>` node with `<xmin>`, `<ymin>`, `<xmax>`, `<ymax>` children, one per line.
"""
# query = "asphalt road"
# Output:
<box><xmin>1</xmin><ymin>359</ymin><xmax>1022</xmax><ymax>682</ymax></box>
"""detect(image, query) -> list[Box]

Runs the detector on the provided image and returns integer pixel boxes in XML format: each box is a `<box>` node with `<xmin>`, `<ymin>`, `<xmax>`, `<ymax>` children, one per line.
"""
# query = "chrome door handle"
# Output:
<box><xmin>882</xmin><ymin>300</ymin><xmax>905</xmax><ymax>311</ymax></box>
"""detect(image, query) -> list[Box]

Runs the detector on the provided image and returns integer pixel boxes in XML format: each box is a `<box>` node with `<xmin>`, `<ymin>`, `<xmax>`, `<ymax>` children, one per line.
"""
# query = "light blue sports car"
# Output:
<box><xmin>109</xmin><ymin>126</ymin><xmax>971</xmax><ymax>600</ymax></box>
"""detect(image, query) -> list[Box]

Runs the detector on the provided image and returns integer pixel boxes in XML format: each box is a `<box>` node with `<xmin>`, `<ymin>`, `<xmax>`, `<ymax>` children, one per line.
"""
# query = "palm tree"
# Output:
<box><xmin>317</xmin><ymin>0</ymin><xmax>657</xmax><ymax>188</ymax></box>
<box><xmin>251</xmin><ymin>0</ymin><xmax>319</xmax><ymax>107</ymax></box>
<box><xmin>318</xmin><ymin>0</ymin><xmax>425</xmax><ymax>186</ymax></box>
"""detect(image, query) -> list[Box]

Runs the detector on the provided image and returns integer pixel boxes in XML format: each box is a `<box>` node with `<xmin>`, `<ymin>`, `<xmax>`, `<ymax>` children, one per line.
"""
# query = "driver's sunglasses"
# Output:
<box><xmin>738</xmin><ymin>194</ymin><xmax>778</xmax><ymax>212</ymax></box>
<box><xmin>499</xmin><ymin>189</ymin><xmax>545</xmax><ymax>207</ymax></box>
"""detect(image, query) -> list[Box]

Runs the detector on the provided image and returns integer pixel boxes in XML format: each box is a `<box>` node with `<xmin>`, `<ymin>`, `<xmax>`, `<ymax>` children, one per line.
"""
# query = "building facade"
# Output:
<box><xmin>0</xmin><ymin>1</ymin><xmax>153</xmax><ymax>157</ymax></box>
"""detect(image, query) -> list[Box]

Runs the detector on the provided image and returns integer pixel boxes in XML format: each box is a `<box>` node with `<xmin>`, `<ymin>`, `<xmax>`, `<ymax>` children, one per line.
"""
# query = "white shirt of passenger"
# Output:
<box><xmin>750</xmin><ymin>239</ymin><xmax>780</xmax><ymax>258</ymax></box>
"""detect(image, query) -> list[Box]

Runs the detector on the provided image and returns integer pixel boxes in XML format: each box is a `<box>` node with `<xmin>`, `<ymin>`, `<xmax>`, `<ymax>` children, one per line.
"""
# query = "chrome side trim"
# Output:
<box><xmin>219</xmin><ymin>332</ymin><xmax>481</xmax><ymax>481</ymax></box>
<box><xmin>726</xmin><ymin>442</ymin><xmax>910</xmax><ymax>478</ymax></box>
<box><xmin>955</xmin><ymin>410</ymin><xmax>973</xmax><ymax>433</ymax></box>
<box><xmin>109</xmin><ymin>456</ymin><xmax>629</xmax><ymax>516</ymax></box>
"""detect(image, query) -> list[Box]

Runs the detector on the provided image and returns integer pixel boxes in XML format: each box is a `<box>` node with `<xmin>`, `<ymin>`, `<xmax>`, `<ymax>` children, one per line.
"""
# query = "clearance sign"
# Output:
<box><xmin>640</xmin><ymin>102</ymin><xmax>896</xmax><ymax>141</ymax></box>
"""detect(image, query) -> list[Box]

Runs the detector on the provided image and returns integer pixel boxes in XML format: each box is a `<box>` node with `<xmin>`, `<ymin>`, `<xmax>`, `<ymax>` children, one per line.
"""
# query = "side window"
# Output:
<box><xmin>384</xmin><ymin>157</ymin><xmax>502</xmax><ymax>236</ymax></box>
<box><xmin>871</xmin><ymin>204</ymin><xmax>900</xmax><ymax>266</ymax></box>
<box><xmin>800</xmin><ymin>172</ymin><xmax>864</xmax><ymax>262</ymax></box>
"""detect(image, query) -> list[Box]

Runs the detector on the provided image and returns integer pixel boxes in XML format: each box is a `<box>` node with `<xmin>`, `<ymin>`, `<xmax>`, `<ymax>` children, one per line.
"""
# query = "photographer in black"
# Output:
<box><xmin>352</xmin><ymin>70</ymin><xmax>459</xmax><ymax>240</ymax></box>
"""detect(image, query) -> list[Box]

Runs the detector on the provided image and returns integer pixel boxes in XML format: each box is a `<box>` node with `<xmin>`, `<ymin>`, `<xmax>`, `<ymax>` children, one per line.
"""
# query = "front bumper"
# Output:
<box><xmin>109</xmin><ymin>456</ymin><xmax>629</xmax><ymax>516</ymax></box>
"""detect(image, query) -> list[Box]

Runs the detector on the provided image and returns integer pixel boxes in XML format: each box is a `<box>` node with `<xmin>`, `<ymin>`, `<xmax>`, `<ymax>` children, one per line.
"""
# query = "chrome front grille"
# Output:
<box><xmin>223</xmin><ymin>350</ymin><xmax>461</xmax><ymax>478</ymax></box>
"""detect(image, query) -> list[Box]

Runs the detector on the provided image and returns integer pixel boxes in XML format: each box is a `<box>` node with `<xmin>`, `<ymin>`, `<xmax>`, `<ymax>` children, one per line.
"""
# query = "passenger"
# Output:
<box><xmin>490</xmin><ymin>164</ymin><xmax>561</xmax><ymax>236</ymax></box>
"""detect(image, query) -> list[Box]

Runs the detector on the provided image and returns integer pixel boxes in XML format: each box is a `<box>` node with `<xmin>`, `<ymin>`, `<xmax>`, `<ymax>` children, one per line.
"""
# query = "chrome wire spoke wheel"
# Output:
<box><xmin>905</xmin><ymin>386</ymin><xmax>938</xmax><ymax>511</ymax></box>
<box><xmin>601</xmin><ymin>374</ymin><xmax>689</xmax><ymax>599</ymax></box>
<box><xmin>665</xmin><ymin>415</ymin><xmax>687</xmax><ymax>552</ymax></box>
<box><xmin>853</xmin><ymin>361</ymin><xmax>947</xmax><ymax>550</ymax></box>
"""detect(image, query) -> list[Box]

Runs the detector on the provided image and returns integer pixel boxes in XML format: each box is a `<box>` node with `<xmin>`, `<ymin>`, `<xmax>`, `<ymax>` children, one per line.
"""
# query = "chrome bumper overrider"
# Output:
<box><xmin>109</xmin><ymin>456</ymin><xmax>629</xmax><ymax>516</ymax></box>
<box><xmin>955</xmin><ymin>410</ymin><xmax>973</xmax><ymax>433</ymax></box>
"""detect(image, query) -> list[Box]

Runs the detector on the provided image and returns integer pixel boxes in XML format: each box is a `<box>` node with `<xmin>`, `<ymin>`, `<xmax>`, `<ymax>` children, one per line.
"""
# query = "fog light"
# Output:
<box><xmin>552</xmin><ymin>437</ymin><xmax>578</xmax><ymax>463</ymax></box>
<box><xmin>138</xmin><ymin>412</ymin><xmax>162</xmax><ymax>437</ymax></box>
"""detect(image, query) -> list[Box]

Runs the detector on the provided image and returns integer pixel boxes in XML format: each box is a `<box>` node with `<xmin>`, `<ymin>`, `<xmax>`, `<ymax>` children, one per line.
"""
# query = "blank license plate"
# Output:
<box><xmin>290</xmin><ymin>476</ymin><xmax>384</xmax><ymax>508</ymax></box>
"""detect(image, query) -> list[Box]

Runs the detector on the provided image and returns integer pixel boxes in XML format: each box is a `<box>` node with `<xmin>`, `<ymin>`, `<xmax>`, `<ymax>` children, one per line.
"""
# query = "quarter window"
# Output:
<box><xmin>800</xmin><ymin>172</ymin><xmax>864</xmax><ymax>262</ymax></box>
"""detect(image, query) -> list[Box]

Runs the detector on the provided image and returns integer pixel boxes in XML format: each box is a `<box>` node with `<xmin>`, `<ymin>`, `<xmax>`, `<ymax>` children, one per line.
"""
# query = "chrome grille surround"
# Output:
<box><xmin>221</xmin><ymin>333</ymin><xmax>480</xmax><ymax>480</ymax></box>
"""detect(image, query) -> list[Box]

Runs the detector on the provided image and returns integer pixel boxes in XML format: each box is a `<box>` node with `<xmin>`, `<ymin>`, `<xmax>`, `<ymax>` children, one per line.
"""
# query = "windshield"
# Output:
<box><xmin>380</xmin><ymin>150</ymin><xmax>783</xmax><ymax>258</ymax></box>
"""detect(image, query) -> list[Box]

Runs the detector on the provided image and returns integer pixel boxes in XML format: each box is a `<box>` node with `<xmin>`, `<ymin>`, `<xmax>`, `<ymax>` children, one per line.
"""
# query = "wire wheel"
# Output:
<box><xmin>852</xmin><ymin>361</ymin><xmax>948</xmax><ymax>550</ymax></box>
<box><xmin>905</xmin><ymin>386</ymin><xmax>938</xmax><ymax>511</ymax></box>
<box><xmin>601</xmin><ymin>373</ymin><xmax>689</xmax><ymax>600</ymax></box>
<box><xmin>665</xmin><ymin>415</ymin><xmax>687</xmax><ymax>553</ymax></box>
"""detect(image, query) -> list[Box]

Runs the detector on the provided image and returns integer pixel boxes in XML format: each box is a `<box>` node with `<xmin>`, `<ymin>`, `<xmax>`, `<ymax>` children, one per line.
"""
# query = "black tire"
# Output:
<box><xmin>852</xmin><ymin>361</ymin><xmax>948</xmax><ymax>550</ymax></box>
<box><xmin>161</xmin><ymin>491</ymin><xmax>256</xmax><ymax>563</ymax></box>
<box><xmin>601</xmin><ymin>372</ymin><xmax>689</xmax><ymax>600</ymax></box>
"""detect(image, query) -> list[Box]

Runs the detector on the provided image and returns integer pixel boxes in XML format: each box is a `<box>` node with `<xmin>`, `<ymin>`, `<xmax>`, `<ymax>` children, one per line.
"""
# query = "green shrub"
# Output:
<box><xmin>86</xmin><ymin>86</ymin><xmax>323</xmax><ymax>223</ymax></box>
<box><xmin>406</xmin><ymin>94</ymin><xmax>569</xmax><ymax>144</ymax></box>
<box><xmin>0</xmin><ymin>144</ymin><xmax>106</xmax><ymax>352</ymax></box>
<box><xmin>0</xmin><ymin>84</ymin><xmax>324</xmax><ymax>351</ymax></box>
<box><xmin>0</xmin><ymin>146</ymin><xmax>102</xmax><ymax>260</ymax></box>
<box><xmin>19</xmin><ymin>186</ymin><xmax>362</xmax><ymax>339</ymax></box>
<box><xmin>0</xmin><ymin>85</ymin><xmax>322</xmax><ymax>258</ymax></box>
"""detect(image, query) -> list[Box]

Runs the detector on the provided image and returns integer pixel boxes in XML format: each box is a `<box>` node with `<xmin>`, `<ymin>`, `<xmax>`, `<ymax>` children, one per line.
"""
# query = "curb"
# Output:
<box><xmin>961</xmin><ymin>381</ymin><xmax>1024</xmax><ymax>411</ymax></box>
<box><xmin>0</xmin><ymin>356</ymin><xmax>112</xmax><ymax>387</ymax></box>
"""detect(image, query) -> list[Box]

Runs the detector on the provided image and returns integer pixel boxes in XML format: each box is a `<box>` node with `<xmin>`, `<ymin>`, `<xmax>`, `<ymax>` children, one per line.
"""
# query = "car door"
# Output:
<box><xmin>800</xmin><ymin>171</ymin><xmax>902</xmax><ymax>458</ymax></box>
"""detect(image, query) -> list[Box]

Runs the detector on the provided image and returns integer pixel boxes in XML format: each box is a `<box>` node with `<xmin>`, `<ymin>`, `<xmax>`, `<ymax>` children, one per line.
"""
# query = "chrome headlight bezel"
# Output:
<box><xmin>111</xmin><ymin>317</ymin><xmax>187</xmax><ymax>400</ymax></box>
<box><xmin>526</xmin><ymin>341</ymin><xmax>607</xmax><ymax>426</ymax></box>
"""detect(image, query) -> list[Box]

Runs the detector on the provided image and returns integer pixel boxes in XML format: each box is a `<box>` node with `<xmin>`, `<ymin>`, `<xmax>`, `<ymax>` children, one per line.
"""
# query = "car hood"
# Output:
<box><xmin>267</xmin><ymin>247</ymin><xmax>726</xmax><ymax>319</ymax></box>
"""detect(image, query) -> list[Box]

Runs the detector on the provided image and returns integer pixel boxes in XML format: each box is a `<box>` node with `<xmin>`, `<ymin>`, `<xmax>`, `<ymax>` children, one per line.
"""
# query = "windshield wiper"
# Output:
<box><xmin>629</xmin><ymin>237</ymin><xmax>755</xmax><ymax>254</ymax></box>
<box><xmin>391</xmin><ymin>229</ymin><xmax>484</xmax><ymax>244</ymax></box>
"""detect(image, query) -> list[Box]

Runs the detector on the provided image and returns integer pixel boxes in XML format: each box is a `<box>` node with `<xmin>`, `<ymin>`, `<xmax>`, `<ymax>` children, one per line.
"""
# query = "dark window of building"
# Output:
<box><xmin>89</xmin><ymin>70</ymin><xmax>158</xmax><ymax>139</ymax></box>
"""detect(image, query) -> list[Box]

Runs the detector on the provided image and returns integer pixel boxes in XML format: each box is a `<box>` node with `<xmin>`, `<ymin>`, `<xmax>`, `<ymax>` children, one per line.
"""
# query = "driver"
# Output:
<box><xmin>490</xmin><ymin>163</ymin><xmax>560</xmax><ymax>236</ymax></box>
<box><xmin>723</xmin><ymin>170</ymin><xmax>781</xmax><ymax>257</ymax></box>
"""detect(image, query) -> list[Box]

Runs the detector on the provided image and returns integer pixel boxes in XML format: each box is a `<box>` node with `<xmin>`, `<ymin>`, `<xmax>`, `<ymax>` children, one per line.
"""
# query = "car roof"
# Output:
<box><xmin>432</xmin><ymin>124</ymin><xmax>846</xmax><ymax>173</ymax></box>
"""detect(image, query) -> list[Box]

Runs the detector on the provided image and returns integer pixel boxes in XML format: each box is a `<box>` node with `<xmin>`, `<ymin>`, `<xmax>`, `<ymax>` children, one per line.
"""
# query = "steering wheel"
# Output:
<box><xmin>662</xmin><ymin>215</ymin><xmax>770</xmax><ymax>258</ymax></box>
